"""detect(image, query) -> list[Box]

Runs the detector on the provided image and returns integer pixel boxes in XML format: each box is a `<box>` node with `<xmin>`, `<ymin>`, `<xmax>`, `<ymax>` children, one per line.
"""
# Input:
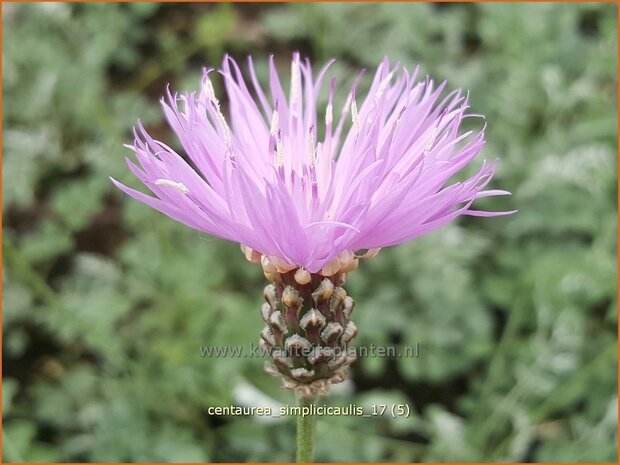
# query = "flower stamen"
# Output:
<box><xmin>351</xmin><ymin>93</ymin><xmax>360</xmax><ymax>133</ymax></box>
<box><xmin>307</xmin><ymin>128</ymin><xmax>316</xmax><ymax>165</ymax></box>
<box><xmin>154</xmin><ymin>179</ymin><xmax>189</xmax><ymax>194</ymax></box>
<box><xmin>270</xmin><ymin>108</ymin><xmax>279</xmax><ymax>136</ymax></box>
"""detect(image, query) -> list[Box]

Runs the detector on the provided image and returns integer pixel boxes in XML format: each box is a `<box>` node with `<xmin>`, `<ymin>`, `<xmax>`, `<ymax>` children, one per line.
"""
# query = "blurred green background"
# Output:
<box><xmin>3</xmin><ymin>2</ymin><xmax>618</xmax><ymax>462</ymax></box>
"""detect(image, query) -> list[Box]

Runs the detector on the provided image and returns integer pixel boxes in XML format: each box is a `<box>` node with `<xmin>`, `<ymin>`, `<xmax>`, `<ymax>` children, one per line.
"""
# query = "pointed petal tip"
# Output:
<box><xmin>464</xmin><ymin>209</ymin><xmax>517</xmax><ymax>217</ymax></box>
<box><xmin>109</xmin><ymin>176</ymin><xmax>124</xmax><ymax>189</ymax></box>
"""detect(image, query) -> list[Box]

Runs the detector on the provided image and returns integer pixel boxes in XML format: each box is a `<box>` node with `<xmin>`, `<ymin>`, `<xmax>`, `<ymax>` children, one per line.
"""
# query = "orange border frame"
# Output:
<box><xmin>0</xmin><ymin>1</ymin><xmax>618</xmax><ymax>464</ymax></box>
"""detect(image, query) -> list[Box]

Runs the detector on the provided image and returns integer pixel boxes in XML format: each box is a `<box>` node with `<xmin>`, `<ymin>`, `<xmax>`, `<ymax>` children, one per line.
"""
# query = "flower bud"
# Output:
<box><xmin>258</xmin><ymin>269</ymin><xmax>358</xmax><ymax>395</ymax></box>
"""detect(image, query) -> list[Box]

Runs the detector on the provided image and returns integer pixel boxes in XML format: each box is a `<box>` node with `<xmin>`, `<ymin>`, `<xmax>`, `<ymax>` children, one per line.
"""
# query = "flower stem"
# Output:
<box><xmin>296</xmin><ymin>394</ymin><xmax>317</xmax><ymax>463</ymax></box>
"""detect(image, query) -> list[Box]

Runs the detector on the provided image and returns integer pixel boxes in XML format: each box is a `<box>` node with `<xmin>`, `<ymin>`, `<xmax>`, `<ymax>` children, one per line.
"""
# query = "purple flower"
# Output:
<box><xmin>112</xmin><ymin>54</ymin><xmax>513</xmax><ymax>276</ymax></box>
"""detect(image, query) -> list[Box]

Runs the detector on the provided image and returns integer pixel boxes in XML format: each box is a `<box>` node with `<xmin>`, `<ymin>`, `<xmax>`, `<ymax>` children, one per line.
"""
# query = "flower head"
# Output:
<box><xmin>113</xmin><ymin>53</ymin><xmax>513</xmax><ymax>275</ymax></box>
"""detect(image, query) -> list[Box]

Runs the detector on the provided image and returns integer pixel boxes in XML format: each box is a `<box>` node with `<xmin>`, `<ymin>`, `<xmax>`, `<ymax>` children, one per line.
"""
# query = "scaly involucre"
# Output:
<box><xmin>113</xmin><ymin>54</ymin><xmax>513</xmax><ymax>274</ymax></box>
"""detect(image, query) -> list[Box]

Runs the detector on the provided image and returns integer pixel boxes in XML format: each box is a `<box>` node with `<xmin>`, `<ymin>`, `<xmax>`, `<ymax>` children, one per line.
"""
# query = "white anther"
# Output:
<box><xmin>341</xmin><ymin>93</ymin><xmax>352</xmax><ymax>116</ymax></box>
<box><xmin>375</xmin><ymin>71</ymin><xmax>395</xmax><ymax>101</ymax></box>
<box><xmin>203</xmin><ymin>77</ymin><xmax>218</xmax><ymax>105</ymax></box>
<box><xmin>325</xmin><ymin>102</ymin><xmax>333</xmax><ymax>127</ymax></box>
<box><xmin>155</xmin><ymin>179</ymin><xmax>189</xmax><ymax>194</ymax></box>
<box><xmin>423</xmin><ymin>125</ymin><xmax>439</xmax><ymax>155</ymax></box>
<box><xmin>307</xmin><ymin>131</ymin><xmax>316</xmax><ymax>165</ymax></box>
<box><xmin>351</xmin><ymin>97</ymin><xmax>360</xmax><ymax>132</ymax></box>
<box><xmin>216</xmin><ymin>112</ymin><xmax>232</xmax><ymax>148</ymax></box>
<box><xmin>203</xmin><ymin>77</ymin><xmax>231</xmax><ymax>148</ymax></box>
<box><xmin>275</xmin><ymin>139</ymin><xmax>284</xmax><ymax>167</ymax></box>
<box><xmin>270</xmin><ymin>109</ymin><xmax>279</xmax><ymax>136</ymax></box>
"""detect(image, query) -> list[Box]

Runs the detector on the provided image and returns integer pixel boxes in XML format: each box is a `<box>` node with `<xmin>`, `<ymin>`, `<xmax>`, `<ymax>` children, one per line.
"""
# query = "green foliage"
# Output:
<box><xmin>3</xmin><ymin>3</ymin><xmax>617</xmax><ymax>462</ymax></box>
